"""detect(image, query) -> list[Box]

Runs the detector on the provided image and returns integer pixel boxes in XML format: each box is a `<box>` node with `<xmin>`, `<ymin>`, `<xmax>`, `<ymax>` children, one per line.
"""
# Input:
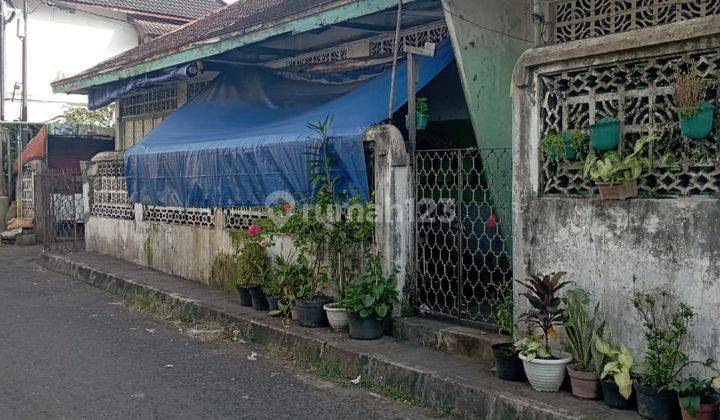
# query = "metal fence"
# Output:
<box><xmin>36</xmin><ymin>169</ymin><xmax>84</xmax><ymax>252</ymax></box>
<box><xmin>414</xmin><ymin>148</ymin><xmax>513</xmax><ymax>326</ymax></box>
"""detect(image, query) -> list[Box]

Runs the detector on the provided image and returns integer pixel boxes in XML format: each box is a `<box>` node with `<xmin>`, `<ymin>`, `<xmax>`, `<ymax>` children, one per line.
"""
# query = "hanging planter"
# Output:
<box><xmin>543</xmin><ymin>131</ymin><xmax>580</xmax><ymax>160</ymax></box>
<box><xmin>406</xmin><ymin>97</ymin><xmax>429</xmax><ymax>131</ymax></box>
<box><xmin>589</xmin><ymin>117</ymin><xmax>620</xmax><ymax>151</ymax></box>
<box><xmin>679</xmin><ymin>101</ymin><xmax>715</xmax><ymax>139</ymax></box>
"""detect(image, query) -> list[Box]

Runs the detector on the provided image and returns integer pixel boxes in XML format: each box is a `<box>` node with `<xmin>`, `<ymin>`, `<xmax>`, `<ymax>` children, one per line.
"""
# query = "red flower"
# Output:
<box><xmin>282</xmin><ymin>202</ymin><xmax>292</xmax><ymax>213</ymax></box>
<box><xmin>487</xmin><ymin>214</ymin><xmax>498</xmax><ymax>229</ymax></box>
<box><xmin>248</xmin><ymin>225</ymin><xmax>261</xmax><ymax>236</ymax></box>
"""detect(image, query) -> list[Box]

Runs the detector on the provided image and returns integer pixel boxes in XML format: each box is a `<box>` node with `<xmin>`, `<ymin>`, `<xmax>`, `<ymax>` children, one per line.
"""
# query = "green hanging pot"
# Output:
<box><xmin>589</xmin><ymin>117</ymin><xmax>620</xmax><ymax>151</ymax></box>
<box><xmin>547</xmin><ymin>132</ymin><xmax>577</xmax><ymax>160</ymax></box>
<box><xmin>407</xmin><ymin>113</ymin><xmax>429</xmax><ymax>131</ymax></box>
<box><xmin>679</xmin><ymin>101</ymin><xmax>715</xmax><ymax>139</ymax></box>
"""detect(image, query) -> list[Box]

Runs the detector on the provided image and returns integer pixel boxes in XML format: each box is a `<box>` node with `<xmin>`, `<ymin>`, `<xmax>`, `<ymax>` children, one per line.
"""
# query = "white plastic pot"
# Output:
<box><xmin>519</xmin><ymin>352</ymin><xmax>573</xmax><ymax>392</ymax></box>
<box><xmin>323</xmin><ymin>303</ymin><xmax>349</xmax><ymax>332</ymax></box>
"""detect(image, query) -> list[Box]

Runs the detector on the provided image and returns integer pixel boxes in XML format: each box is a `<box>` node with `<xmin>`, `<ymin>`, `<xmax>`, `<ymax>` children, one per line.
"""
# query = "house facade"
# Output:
<box><xmin>1</xmin><ymin>0</ymin><xmax>222</xmax><ymax>122</ymax></box>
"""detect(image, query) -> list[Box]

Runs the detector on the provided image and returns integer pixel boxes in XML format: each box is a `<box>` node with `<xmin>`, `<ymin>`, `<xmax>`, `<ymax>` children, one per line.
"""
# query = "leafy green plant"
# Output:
<box><xmin>516</xmin><ymin>272</ymin><xmax>572</xmax><ymax>356</ymax></box>
<box><xmin>342</xmin><ymin>254</ymin><xmax>398</xmax><ymax>320</ymax></box>
<box><xmin>236</xmin><ymin>237</ymin><xmax>268</xmax><ymax>286</ymax></box>
<box><xmin>569</xmin><ymin>130</ymin><xmax>589</xmax><ymax>158</ymax></box>
<box><xmin>670</xmin><ymin>360</ymin><xmax>720</xmax><ymax>417</ymax></box>
<box><xmin>52</xmin><ymin>105</ymin><xmax>115</xmax><ymax>127</ymax></box>
<box><xmin>541</xmin><ymin>131</ymin><xmax>566</xmax><ymax>160</ymax></box>
<box><xmin>496</xmin><ymin>296</ymin><xmax>514</xmax><ymax>337</ymax></box>
<box><xmin>514</xmin><ymin>336</ymin><xmax>550</xmax><ymax>361</ymax></box>
<box><xmin>595</xmin><ymin>336</ymin><xmax>634</xmax><ymax>399</ymax></box>
<box><xmin>583</xmin><ymin>135</ymin><xmax>656</xmax><ymax>185</ymax></box>
<box><xmin>562</xmin><ymin>288</ymin><xmax>607</xmax><ymax>373</ymax></box>
<box><xmin>416</xmin><ymin>97</ymin><xmax>429</xmax><ymax>116</ymax></box>
<box><xmin>631</xmin><ymin>284</ymin><xmax>695</xmax><ymax>390</ymax></box>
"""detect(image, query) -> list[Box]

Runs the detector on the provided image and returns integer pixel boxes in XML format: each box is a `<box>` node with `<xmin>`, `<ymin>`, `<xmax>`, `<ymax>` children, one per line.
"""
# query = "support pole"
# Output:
<box><xmin>21</xmin><ymin>0</ymin><xmax>27</xmax><ymax>122</ymax></box>
<box><xmin>386</xmin><ymin>0</ymin><xmax>403</xmax><ymax>121</ymax></box>
<box><xmin>0</xmin><ymin>0</ymin><xmax>6</xmax><ymax>121</ymax></box>
<box><xmin>406</xmin><ymin>52</ymin><xmax>416</xmax><ymax>152</ymax></box>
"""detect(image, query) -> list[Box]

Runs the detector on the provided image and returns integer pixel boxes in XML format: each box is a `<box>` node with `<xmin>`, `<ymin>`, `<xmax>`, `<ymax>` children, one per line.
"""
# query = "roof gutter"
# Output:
<box><xmin>53</xmin><ymin>0</ymin><xmax>420</xmax><ymax>94</ymax></box>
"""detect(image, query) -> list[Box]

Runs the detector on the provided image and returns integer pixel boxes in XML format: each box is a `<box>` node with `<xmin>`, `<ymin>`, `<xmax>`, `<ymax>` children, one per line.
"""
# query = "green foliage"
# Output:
<box><xmin>495</xmin><ymin>296</ymin><xmax>514</xmax><ymax>337</ymax></box>
<box><xmin>516</xmin><ymin>272</ymin><xmax>572</xmax><ymax>355</ymax></box>
<box><xmin>670</xmin><ymin>373</ymin><xmax>719</xmax><ymax>417</ymax></box>
<box><xmin>632</xmin><ymin>284</ymin><xmax>695</xmax><ymax>390</ymax></box>
<box><xmin>595</xmin><ymin>336</ymin><xmax>634</xmax><ymax>399</ymax></box>
<box><xmin>541</xmin><ymin>131</ymin><xmax>565</xmax><ymax>160</ymax></box>
<box><xmin>583</xmin><ymin>135</ymin><xmax>656</xmax><ymax>185</ymax></box>
<box><xmin>513</xmin><ymin>336</ymin><xmax>550</xmax><ymax>361</ymax></box>
<box><xmin>568</xmin><ymin>130</ymin><xmax>589</xmax><ymax>157</ymax></box>
<box><xmin>236</xmin><ymin>237</ymin><xmax>268</xmax><ymax>286</ymax></box>
<box><xmin>343</xmin><ymin>254</ymin><xmax>398</xmax><ymax>320</ymax></box>
<box><xmin>53</xmin><ymin>106</ymin><xmax>114</xmax><ymax>127</ymax></box>
<box><xmin>562</xmin><ymin>288</ymin><xmax>607</xmax><ymax>373</ymax></box>
<box><xmin>416</xmin><ymin>97</ymin><xmax>429</xmax><ymax>116</ymax></box>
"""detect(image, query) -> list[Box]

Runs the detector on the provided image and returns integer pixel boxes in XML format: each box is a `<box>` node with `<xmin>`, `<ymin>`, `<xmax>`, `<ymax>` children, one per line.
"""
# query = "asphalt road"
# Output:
<box><xmin>0</xmin><ymin>247</ymin><xmax>438</xmax><ymax>420</ymax></box>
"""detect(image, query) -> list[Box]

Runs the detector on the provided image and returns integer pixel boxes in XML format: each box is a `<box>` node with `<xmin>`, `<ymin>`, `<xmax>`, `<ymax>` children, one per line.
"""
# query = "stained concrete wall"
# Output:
<box><xmin>512</xmin><ymin>17</ymin><xmax>720</xmax><ymax>363</ymax></box>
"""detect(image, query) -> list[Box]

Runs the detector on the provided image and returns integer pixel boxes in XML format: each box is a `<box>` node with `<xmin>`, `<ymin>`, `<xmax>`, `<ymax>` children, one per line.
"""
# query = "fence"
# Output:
<box><xmin>36</xmin><ymin>169</ymin><xmax>84</xmax><ymax>252</ymax></box>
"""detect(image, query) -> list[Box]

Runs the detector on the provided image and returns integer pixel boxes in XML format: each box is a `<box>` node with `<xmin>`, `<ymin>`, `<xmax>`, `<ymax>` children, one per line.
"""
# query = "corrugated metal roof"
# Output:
<box><xmin>62</xmin><ymin>0</ymin><xmax>224</xmax><ymax>19</ymax></box>
<box><xmin>55</xmin><ymin>0</ymin><xmax>340</xmax><ymax>88</ymax></box>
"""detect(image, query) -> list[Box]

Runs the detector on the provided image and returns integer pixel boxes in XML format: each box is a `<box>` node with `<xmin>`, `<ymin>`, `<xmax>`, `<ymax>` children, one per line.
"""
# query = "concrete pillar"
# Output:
<box><xmin>366</xmin><ymin>124</ymin><xmax>414</xmax><ymax>314</ymax></box>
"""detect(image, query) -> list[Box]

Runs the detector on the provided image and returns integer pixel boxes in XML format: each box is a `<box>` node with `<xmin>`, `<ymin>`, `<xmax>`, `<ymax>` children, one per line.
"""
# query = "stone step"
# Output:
<box><xmin>392</xmin><ymin>316</ymin><xmax>509</xmax><ymax>366</ymax></box>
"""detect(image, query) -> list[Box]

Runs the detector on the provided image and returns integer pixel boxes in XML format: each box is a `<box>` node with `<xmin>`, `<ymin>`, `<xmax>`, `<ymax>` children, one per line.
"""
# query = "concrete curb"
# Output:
<box><xmin>41</xmin><ymin>252</ymin><xmax>636</xmax><ymax>420</ymax></box>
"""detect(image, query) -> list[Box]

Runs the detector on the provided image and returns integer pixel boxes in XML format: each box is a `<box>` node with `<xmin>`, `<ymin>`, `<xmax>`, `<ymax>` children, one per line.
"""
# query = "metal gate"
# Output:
<box><xmin>36</xmin><ymin>169</ymin><xmax>84</xmax><ymax>252</ymax></box>
<box><xmin>414</xmin><ymin>148</ymin><xmax>512</xmax><ymax>326</ymax></box>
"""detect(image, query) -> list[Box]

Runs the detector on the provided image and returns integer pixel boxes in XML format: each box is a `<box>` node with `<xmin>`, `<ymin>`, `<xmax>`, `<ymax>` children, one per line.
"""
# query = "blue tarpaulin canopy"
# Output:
<box><xmin>124</xmin><ymin>41</ymin><xmax>454</xmax><ymax>208</ymax></box>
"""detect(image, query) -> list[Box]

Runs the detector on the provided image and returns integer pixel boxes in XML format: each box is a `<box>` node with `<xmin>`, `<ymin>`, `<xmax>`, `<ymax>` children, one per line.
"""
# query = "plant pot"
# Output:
<box><xmin>635</xmin><ymin>382</ymin><xmax>680</xmax><ymax>420</ymax></box>
<box><xmin>589</xmin><ymin>116</ymin><xmax>620</xmax><ymax>151</ymax></box>
<box><xmin>323</xmin><ymin>302</ymin><xmax>349</xmax><ymax>332</ymax></box>
<box><xmin>295</xmin><ymin>297</ymin><xmax>331</xmax><ymax>328</ymax></box>
<box><xmin>247</xmin><ymin>285</ymin><xmax>269</xmax><ymax>311</ymax></box>
<box><xmin>518</xmin><ymin>352</ymin><xmax>573</xmax><ymax>392</ymax></box>
<box><xmin>679</xmin><ymin>101</ymin><xmax>715</xmax><ymax>139</ymax></box>
<box><xmin>491</xmin><ymin>343</ymin><xmax>526</xmax><ymax>381</ymax></box>
<box><xmin>547</xmin><ymin>132</ymin><xmax>578</xmax><ymax>160</ymax></box>
<box><xmin>600</xmin><ymin>379</ymin><xmax>636</xmax><ymax>410</ymax></box>
<box><xmin>290</xmin><ymin>305</ymin><xmax>300</xmax><ymax>321</ymax></box>
<box><xmin>680</xmin><ymin>395</ymin><xmax>718</xmax><ymax>420</ymax></box>
<box><xmin>405</xmin><ymin>113</ymin><xmax>429</xmax><ymax>131</ymax></box>
<box><xmin>596</xmin><ymin>180</ymin><xmax>638</xmax><ymax>200</ymax></box>
<box><xmin>236</xmin><ymin>285</ymin><xmax>252</xmax><ymax>307</ymax></box>
<box><xmin>267</xmin><ymin>296</ymin><xmax>279</xmax><ymax>311</ymax></box>
<box><xmin>347</xmin><ymin>311</ymin><xmax>384</xmax><ymax>340</ymax></box>
<box><xmin>567</xmin><ymin>365</ymin><xmax>601</xmax><ymax>399</ymax></box>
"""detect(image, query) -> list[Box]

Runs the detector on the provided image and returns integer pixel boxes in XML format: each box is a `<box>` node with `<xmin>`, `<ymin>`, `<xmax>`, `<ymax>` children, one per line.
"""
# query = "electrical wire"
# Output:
<box><xmin>440</xmin><ymin>5</ymin><xmax>535</xmax><ymax>44</ymax></box>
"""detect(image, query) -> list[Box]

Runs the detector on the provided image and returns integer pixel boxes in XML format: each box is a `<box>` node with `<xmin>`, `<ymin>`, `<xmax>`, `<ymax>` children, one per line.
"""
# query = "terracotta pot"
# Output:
<box><xmin>680</xmin><ymin>395</ymin><xmax>718</xmax><ymax>420</ymax></box>
<box><xmin>567</xmin><ymin>365</ymin><xmax>601</xmax><ymax>399</ymax></box>
<box><xmin>519</xmin><ymin>352</ymin><xmax>573</xmax><ymax>392</ymax></box>
<box><xmin>596</xmin><ymin>180</ymin><xmax>638</xmax><ymax>200</ymax></box>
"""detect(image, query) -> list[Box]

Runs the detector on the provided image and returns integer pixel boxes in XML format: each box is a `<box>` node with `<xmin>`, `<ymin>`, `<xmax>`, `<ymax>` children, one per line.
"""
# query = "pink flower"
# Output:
<box><xmin>282</xmin><ymin>202</ymin><xmax>292</xmax><ymax>213</ymax></box>
<box><xmin>248</xmin><ymin>225</ymin><xmax>261</xmax><ymax>236</ymax></box>
<box><xmin>487</xmin><ymin>214</ymin><xmax>498</xmax><ymax>229</ymax></box>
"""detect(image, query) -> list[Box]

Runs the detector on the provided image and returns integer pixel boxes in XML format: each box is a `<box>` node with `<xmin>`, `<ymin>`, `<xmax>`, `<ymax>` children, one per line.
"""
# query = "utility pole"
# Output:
<box><xmin>21</xmin><ymin>0</ymin><xmax>27</xmax><ymax>121</ymax></box>
<box><xmin>1</xmin><ymin>0</ymin><xmax>6</xmax><ymax>121</ymax></box>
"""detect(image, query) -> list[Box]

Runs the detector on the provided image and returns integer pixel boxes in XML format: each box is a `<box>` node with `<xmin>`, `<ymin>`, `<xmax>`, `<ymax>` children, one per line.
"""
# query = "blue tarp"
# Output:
<box><xmin>124</xmin><ymin>41</ymin><xmax>454</xmax><ymax>208</ymax></box>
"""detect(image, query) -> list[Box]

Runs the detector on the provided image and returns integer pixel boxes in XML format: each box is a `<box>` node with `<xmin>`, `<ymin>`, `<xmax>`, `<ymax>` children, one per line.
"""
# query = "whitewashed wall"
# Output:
<box><xmin>2</xmin><ymin>0</ymin><xmax>138</xmax><ymax>122</ymax></box>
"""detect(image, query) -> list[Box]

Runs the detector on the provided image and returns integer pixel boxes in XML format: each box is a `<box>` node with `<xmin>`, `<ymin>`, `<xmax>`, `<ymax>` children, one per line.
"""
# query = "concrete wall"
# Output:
<box><xmin>512</xmin><ymin>17</ymin><xmax>720</xmax><ymax>363</ymax></box>
<box><xmin>3</xmin><ymin>0</ymin><xmax>138</xmax><ymax>122</ymax></box>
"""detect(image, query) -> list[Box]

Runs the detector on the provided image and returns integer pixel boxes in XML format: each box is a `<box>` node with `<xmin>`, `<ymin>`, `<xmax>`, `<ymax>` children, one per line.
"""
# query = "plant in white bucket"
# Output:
<box><xmin>515</xmin><ymin>272</ymin><xmax>573</xmax><ymax>392</ymax></box>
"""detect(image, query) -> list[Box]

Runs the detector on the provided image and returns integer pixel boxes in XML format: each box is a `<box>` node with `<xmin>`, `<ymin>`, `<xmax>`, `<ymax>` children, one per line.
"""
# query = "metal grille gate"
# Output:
<box><xmin>36</xmin><ymin>169</ymin><xmax>84</xmax><ymax>252</ymax></box>
<box><xmin>414</xmin><ymin>148</ymin><xmax>512</xmax><ymax>326</ymax></box>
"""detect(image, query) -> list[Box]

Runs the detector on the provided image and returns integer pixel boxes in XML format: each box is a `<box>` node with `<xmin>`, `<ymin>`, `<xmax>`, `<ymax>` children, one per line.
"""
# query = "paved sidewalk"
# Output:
<box><xmin>42</xmin><ymin>249</ymin><xmax>638</xmax><ymax>420</ymax></box>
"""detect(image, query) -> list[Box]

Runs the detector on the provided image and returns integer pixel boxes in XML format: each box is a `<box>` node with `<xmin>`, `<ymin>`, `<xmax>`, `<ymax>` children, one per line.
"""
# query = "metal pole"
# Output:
<box><xmin>386</xmin><ymin>0</ymin><xmax>403</xmax><ymax>120</ymax></box>
<box><xmin>0</xmin><ymin>0</ymin><xmax>6</xmax><ymax>121</ymax></box>
<box><xmin>16</xmin><ymin>125</ymin><xmax>21</xmax><ymax>216</ymax></box>
<box><xmin>21</xmin><ymin>0</ymin><xmax>27</xmax><ymax>122</ymax></box>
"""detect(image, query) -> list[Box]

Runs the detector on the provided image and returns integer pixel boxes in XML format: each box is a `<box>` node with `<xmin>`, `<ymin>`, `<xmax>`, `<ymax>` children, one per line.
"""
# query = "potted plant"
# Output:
<box><xmin>343</xmin><ymin>254</ymin><xmax>398</xmax><ymax>340</ymax></box>
<box><xmin>632</xmin><ymin>286</ymin><xmax>695</xmax><ymax>420</ymax></box>
<box><xmin>595</xmin><ymin>336</ymin><xmax>636</xmax><ymax>410</ymax></box>
<box><xmin>674</xmin><ymin>73</ymin><xmax>715</xmax><ymax>139</ymax></box>
<box><xmin>235</xmin><ymin>225</ymin><xmax>270</xmax><ymax>310</ymax></box>
<box><xmin>670</xmin><ymin>365</ymin><xmax>720</xmax><ymax>420</ymax></box>
<box><xmin>294</xmin><ymin>272</ymin><xmax>331</xmax><ymax>328</ymax></box>
<box><xmin>514</xmin><ymin>272</ymin><xmax>573</xmax><ymax>392</ymax></box>
<box><xmin>583</xmin><ymin>134</ymin><xmax>655</xmax><ymax>200</ymax></box>
<box><xmin>589</xmin><ymin>116</ymin><xmax>621</xmax><ymax>151</ymax></box>
<box><xmin>542</xmin><ymin>130</ymin><xmax>588</xmax><ymax>161</ymax></box>
<box><xmin>491</xmin><ymin>296</ymin><xmax>526</xmax><ymax>381</ymax></box>
<box><xmin>406</xmin><ymin>97</ymin><xmax>429</xmax><ymax>131</ymax></box>
<box><xmin>562</xmin><ymin>288</ymin><xmax>607</xmax><ymax>399</ymax></box>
